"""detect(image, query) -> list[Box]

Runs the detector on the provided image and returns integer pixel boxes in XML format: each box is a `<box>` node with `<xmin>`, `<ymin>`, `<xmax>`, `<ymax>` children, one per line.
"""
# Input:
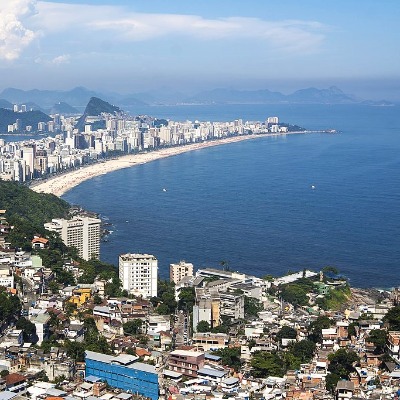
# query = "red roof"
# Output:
<box><xmin>6</xmin><ymin>373</ymin><xmax>26</xmax><ymax>385</ymax></box>
<box><xmin>136</xmin><ymin>347</ymin><xmax>151</xmax><ymax>357</ymax></box>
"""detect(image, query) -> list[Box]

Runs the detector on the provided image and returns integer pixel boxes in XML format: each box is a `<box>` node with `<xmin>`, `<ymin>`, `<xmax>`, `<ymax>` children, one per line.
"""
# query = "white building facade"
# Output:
<box><xmin>44</xmin><ymin>216</ymin><xmax>101</xmax><ymax>260</ymax></box>
<box><xmin>119</xmin><ymin>253</ymin><xmax>158</xmax><ymax>298</ymax></box>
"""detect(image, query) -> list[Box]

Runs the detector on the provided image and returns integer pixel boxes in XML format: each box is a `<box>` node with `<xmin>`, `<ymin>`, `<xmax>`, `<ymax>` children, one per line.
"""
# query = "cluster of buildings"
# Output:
<box><xmin>0</xmin><ymin>110</ymin><xmax>287</xmax><ymax>181</ymax></box>
<box><xmin>3</xmin><ymin>191</ymin><xmax>400</xmax><ymax>398</ymax></box>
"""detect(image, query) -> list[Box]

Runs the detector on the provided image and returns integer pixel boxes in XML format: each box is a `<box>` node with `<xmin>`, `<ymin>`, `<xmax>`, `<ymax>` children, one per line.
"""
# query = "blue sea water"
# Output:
<box><xmin>62</xmin><ymin>104</ymin><xmax>400</xmax><ymax>288</ymax></box>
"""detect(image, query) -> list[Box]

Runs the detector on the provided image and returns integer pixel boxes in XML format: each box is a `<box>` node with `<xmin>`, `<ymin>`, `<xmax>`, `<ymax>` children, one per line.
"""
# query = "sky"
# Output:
<box><xmin>0</xmin><ymin>0</ymin><xmax>399</xmax><ymax>100</ymax></box>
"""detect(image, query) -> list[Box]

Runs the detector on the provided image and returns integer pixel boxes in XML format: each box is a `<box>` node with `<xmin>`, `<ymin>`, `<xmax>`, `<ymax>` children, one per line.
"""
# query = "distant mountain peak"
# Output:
<box><xmin>84</xmin><ymin>97</ymin><xmax>121</xmax><ymax>116</ymax></box>
<box><xmin>75</xmin><ymin>97</ymin><xmax>122</xmax><ymax>132</ymax></box>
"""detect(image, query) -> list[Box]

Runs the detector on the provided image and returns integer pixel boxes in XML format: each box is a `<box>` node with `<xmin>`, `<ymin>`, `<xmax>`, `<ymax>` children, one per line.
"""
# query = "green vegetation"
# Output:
<box><xmin>64</xmin><ymin>317</ymin><xmax>112</xmax><ymax>362</ymax></box>
<box><xmin>308</xmin><ymin>316</ymin><xmax>333</xmax><ymax>343</ymax></box>
<box><xmin>16</xmin><ymin>317</ymin><xmax>37</xmax><ymax>342</ymax></box>
<box><xmin>280</xmin><ymin>284</ymin><xmax>308</xmax><ymax>307</ymax></box>
<box><xmin>211</xmin><ymin>347</ymin><xmax>242</xmax><ymax>372</ymax></box>
<box><xmin>178</xmin><ymin>287</ymin><xmax>195</xmax><ymax>312</ymax></box>
<box><xmin>244</xmin><ymin>296</ymin><xmax>264</xmax><ymax>318</ymax></box>
<box><xmin>316</xmin><ymin>285</ymin><xmax>351</xmax><ymax>311</ymax></box>
<box><xmin>251</xmin><ymin>351</ymin><xmax>285</xmax><ymax>377</ymax></box>
<box><xmin>123</xmin><ymin>319</ymin><xmax>143</xmax><ymax>335</ymax></box>
<box><xmin>0</xmin><ymin>180</ymin><xmax>70</xmax><ymax>250</ymax></box>
<box><xmin>276</xmin><ymin>326</ymin><xmax>297</xmax><ymax>342</ymax></box>
<box><xmin>0</xmin><ymin>108</ymin><xmax>51</xmax><ymax>133</ymax></box>
<box><xmin>279</xmin><ymin>278</ymin><xmax>316</xmax><ymax>307</ymax></box>
<box><xmin>0</xmin><ymin>287</ymin><xmax>22</xmax><ymax>324</ymax></box>
<box><xmin>367</xmin><ymin>329</ymin><xmax>387</xmax><ymax>354</ymax></box>
<box><xmin>289</xmin><ymin>340</ymin><xmax>316</xmax><ymax>363</ymax></box>
<box><xmin>196</xmin><ymin>320</ymin><xmax>211</xmax><ymax>333</ymax></box>
<box><xmin>383</xmin><ymin>306</ymin><xmax>400</xmax><ymax>330</ymax></box>
<box><xmin>151</xmin><ymin>280</ymin><xmax>177</xmax><ymax>315</ymax></box>
<box><xmin>325</xmin><ymin>348</ymin><xmax>359</xmax><ymax>391</ymax></box>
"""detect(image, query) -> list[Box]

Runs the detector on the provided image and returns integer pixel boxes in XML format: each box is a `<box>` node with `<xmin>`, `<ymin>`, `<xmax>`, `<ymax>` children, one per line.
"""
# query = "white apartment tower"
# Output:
<box><xmin>119</xmin><ymin>253</ymin><xmax>158</xmax><ymax>298</ymax></box>
<box><xmin>44</xmin><ymin>216</ymin><xmax>101</xmax><ymax>260</ymax></box>
<box><xmin>170</xmin><ymin>260</ymin><xmax>194</xmax><ymax>284</ymax></box>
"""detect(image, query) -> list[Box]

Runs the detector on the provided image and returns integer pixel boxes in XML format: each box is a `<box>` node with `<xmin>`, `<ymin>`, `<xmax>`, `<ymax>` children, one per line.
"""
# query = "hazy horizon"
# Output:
<box><xmin>0</xmin><ymin>1</ymin><xmax>399</xmax><ymax>101</ymax></box>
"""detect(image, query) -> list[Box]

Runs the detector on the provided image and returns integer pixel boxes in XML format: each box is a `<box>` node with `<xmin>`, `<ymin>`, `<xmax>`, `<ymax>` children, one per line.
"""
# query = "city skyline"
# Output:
<box><xmin>0</xmin><ymin>0</ymin><xmax>399</xmax><ymax>100</ymax></box>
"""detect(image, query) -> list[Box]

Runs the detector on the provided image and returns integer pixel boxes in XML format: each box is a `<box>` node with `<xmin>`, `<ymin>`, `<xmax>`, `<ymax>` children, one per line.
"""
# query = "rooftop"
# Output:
<box><xmin>85</xmin><ymin>350</ymin><xmax>156</xmax><ymax>374</ymax></box>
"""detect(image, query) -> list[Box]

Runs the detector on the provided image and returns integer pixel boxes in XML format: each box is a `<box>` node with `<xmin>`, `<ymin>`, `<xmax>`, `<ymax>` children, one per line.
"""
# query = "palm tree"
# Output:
<box><xmin>220</xmin><ymin>260</ymin><xmax>230</xmax><ymax>271</ymax></box>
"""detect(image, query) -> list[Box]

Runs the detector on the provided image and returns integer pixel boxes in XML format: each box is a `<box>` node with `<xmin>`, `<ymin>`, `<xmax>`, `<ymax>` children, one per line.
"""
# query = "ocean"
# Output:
<box><xmin>59</xmin><ymin>104</ymin><xmax>400</xmax><ymax>288</ymax></box>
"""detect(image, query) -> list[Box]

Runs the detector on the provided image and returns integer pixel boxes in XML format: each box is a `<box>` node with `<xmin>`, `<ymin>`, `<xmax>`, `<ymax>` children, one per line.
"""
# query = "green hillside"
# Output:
<box><xmin>0</xmin><ymin>180</ymin><xmax>70</xmax><ymax>249</ymax></box>
<box><xmin>0</xmin><ymin>108</ymin><xmax>51</xmax><ymax>133</ymax></box>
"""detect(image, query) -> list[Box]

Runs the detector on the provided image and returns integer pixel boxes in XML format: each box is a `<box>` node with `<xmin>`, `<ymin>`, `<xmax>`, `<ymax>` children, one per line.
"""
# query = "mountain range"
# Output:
<box><xmin>0</xmin><ymin>86</ymin><xmax>394</xmax><ymax>108</ymax></box>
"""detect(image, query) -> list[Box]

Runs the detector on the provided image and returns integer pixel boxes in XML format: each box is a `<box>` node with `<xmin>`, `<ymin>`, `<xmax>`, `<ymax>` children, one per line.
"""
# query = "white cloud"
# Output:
<box><xmin>52</xmin><ymin>54</ymin><xmax>70</xmax><ymax>64</ymax></box>
<box><xmin>0</xmin><ymin>0</ymin><xmax>38</xmax><ymax>60</ymax></box>
<box><xmin>33</xmin><ymin>2</ymin><xmax>326</xmax><ymax>54</ymax></box>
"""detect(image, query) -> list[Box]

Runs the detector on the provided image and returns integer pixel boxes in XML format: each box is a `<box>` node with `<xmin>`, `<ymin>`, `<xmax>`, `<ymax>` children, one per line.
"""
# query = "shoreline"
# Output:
<box><xmin>31</xmin><ymin>131</ymin><xmax>322</xmax><ymax>197</ymax></box>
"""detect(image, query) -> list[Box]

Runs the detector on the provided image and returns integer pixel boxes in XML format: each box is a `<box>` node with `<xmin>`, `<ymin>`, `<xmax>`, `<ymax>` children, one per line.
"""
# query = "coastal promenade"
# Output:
<box><xmin>31</xmin><ymin>131</ymin><xmax>315</xmax><ymax>197</ymax></box>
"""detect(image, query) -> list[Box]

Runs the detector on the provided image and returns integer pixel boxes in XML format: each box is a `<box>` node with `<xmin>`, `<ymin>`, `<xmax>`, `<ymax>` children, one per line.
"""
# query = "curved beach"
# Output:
<box><xmin>31</xmin><ymin>132</ymin><xmax>305</xmax><ymax>197</ymax></box>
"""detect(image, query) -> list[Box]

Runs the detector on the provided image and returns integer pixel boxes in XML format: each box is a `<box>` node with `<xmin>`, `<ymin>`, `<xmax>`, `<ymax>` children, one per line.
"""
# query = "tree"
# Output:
<box><xmin>36</xmin><ymin>370</ymin><xmax>49</xmax><ymax>382</ymax></box>
<box><xmin>178</xmin><ymin>287</ymin><xmax>195</xmax><ymax>312</ymax></box>
<box><xmin>0</xmin><ymin>289</ymin><xmax>22</xmax><ymax>323</ymax></box>
<box><xmin>212</xmin><ymin>347</ymin><xmax>242</xmax><ymax>371</ymax></box>
<box><xmin>93</xmin><ymin>294</ymin><xmax>103</xmax><ymax>305</ymax></box>
<box><xmin>384</xmin><ymin>306</ymin><xmax>400</xmax><ymax>330</ymax></box>
<box><xmin>155</xmin><ymin>303</ymin><xmax>170</xmax><ymax>315</ymax></box>
<box><xmin>16</xmin><ymin>317</ymin><xmax>37</xmax><ymax>342</ymax></box>
<box><xmin>328</xmin><ymin>348</ymin><xmax>359</xmax><ymax>378</ymax></box>
<box><xmin>0</xmin><ymin>370</ymin><xmax>9</xmax><ymax>378</ymax></box>
<box><xmin>197</xmin><ymin>320</ymin><xmax>211</xmax><ymax>333</ymax></box>
<box><xmin>48</xmin><ymin>280</ymin><xmax>60</xmax><ymax>294</ymax></box>
<box><xmin>276</xmin><ymin>326</ymin><xmax>297</xmax><ymax>342</ymax></box>
<box><xmin>322</xmin><ymin>266</ymin><xmax>339</xmax><ymax>279</ymax></box>
<box><xmin>308</xmin><ymin>316</ymin><xmax>333</xmax><ymax>343</ymax></box>
<box><xmin>367</xmin><ymin>329</ymin><xmax>387</xmax><ymax>354</ymax></box>
<box><xmin>348</xmin><ymin>322</ymin><xmax>357</xmax><ymax>338</ymax></box>
<box><xmin>123</xmin><ymin>319</ymin><xmax>143</xmax><ymax>335</ymax></box>
<box><xmin>65</xmin><ymin>340</ymin><xmax>85</xmax><ymax>362</ymax></box>
<box><xmin>251</xmin><ymin>351</ymin><xmax>284</xmax><ymax>378</ymax></box>
<box><xmin>220</xmin><ymin>260</ymin><xmax>229</xmax><ymax>271</ymax></box>
<box><xmin>244</xmin><ymin>296</ymin><xmax>263</xmax><ymax>318</ymax></box>
<box><xmin>64</xmin><ymin>301</ymin><xmax>77</xmax><ymax>317</ymax></box>
<box><xmin>280</xmin><ymin>284</ymin><xmax>308</xmax><ymax>307</ymax></box>
<box><xmin>289</xmin><ymin>340</ymin><xmax>316</xmax><ymax>363</ymax></box>
<box><xmin>325</xmin><ymin>373</ymin><xmax>341</xmax><ymax>393</ymax></box>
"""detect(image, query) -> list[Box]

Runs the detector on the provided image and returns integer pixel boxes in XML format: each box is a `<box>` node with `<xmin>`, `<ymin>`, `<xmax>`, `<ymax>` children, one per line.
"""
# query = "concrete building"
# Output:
<box><xmin>168</xmin><ymin>350</ymin><xmax>205</xmax><ymax>378</ymax></box>
<box><xmin>192</xmin><ymin>332</ymin><xmax>229</xmax><ymax>351</ymax></box>
<box><xmin>44</xmin><ymin>216</ymin><xmax>101</xmax><ymax>260</ymax></box>
<box><xmin>119</xmin><ymin>253</ymin><xmax>157</xmax><ymax>298</ymax></box>
<box><xmin>170</xmin><ymin>260</ymin><xmax>194</xmax><ymax>284</ymax></box>
<box><xmin>85</xmin><ymin>351</ymin><xmax>158</xmax><ymax>400</ymax></box>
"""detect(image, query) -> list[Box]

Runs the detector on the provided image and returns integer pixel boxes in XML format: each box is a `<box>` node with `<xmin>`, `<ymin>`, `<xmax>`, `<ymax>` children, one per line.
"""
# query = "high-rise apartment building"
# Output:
<box><xmin>169</xmin><ymin>260</ymin><xmax>194</xmax><ymax>284</ymax></box>
<box><xmin>119</xmin><ymin>253</ymin><xmax>158</xmax><ymax>298</ymax></box>
<box><xmin>44</xmin><ymin>216</ymin><xmax>101</xmax><ymax>260</ymax></box>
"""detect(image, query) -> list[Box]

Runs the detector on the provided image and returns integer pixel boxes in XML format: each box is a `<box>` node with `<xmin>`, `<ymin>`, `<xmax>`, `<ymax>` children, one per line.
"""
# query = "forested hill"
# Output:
<box><xmin>0</xmin><ymin>108</ymin><xmax>51</xmax><ymax>133</ymax></box>
<box><xmin>75</xmin><ymin>97</ymin><xmax>121</xmax><ymax>132</ymax></box>
<box><xmin>0</xmin><ymin>180</ymin><xmax>70</xmax><ymax>248</ymax></box>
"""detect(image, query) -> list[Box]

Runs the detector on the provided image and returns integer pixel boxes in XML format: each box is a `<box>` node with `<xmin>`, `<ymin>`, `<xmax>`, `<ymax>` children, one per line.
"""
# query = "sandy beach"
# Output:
<box><xmin>31</xmin><ymin>132</ymin><xmax>308</xmax><ymax>197</ymax></box>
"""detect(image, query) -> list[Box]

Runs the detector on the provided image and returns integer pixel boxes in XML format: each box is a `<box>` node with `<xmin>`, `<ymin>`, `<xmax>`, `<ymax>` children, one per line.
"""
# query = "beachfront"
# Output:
<box><xmin>31</xmin><ymin>131</ymin><xmax>309</xmax><ymax>197</ymax></box>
